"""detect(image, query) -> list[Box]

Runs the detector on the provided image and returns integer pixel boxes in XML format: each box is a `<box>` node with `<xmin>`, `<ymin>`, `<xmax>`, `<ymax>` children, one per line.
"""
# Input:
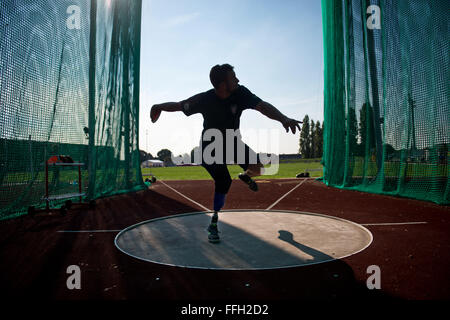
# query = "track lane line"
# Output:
<box><xmin>266</xmin><ymin>178</ymin><xmax>309</xmax><ymax>210</ymax></box>
<box><xmin>57</xmin><ymin>230</ymin><xmax>121</xmax><ymax>233</ymax></box>
<box><xmin>158</xmin><ymin>180</ymin><xmax>211</xmax><ymax>212</ymax></box>
<box><xmin>56</xmin><ymin>222</ymin><xmax>428</xmax><ymax>233</ymax></box>
<box><xmin>57</xmin><ymin>180</ymin><xmax>211</xmax><ymax>234</ymax></box>
<box><xmin>361</xmin><ymin>222</ymin><xmax>428</xmax><ymax>226</ymax></box>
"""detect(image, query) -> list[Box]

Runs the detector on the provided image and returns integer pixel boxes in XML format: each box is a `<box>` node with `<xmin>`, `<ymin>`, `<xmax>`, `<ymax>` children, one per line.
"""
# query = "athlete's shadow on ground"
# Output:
<box><xmin>118</xmin><ymin>213</ymin><xmax>338</xmax><ymax>269</ymax></box>
<box><xmin>0</xmin><ymin>186</ymin><xmax>397</xmax><ymax>301</ymax></box>
<box><xmin>116</xmin><ymin>203</ymin><xmax>398</xmax><ymax>300</ymax></box>
<box><xmin>278</xmin><ymin>230</ymin><xmax>333</xmax><ymax>262</ymax></box>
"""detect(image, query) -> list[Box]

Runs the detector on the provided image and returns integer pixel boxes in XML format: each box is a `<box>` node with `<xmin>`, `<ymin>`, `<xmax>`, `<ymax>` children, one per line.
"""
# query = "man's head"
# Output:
<box><xmin>209</xmin><ymin>64</ymin><xmax>240</xmax><ymax>95</ymax></box>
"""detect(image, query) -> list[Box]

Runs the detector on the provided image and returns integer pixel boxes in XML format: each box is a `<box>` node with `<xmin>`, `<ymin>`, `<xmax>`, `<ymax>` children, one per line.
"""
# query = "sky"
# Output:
<box><xmin>139</xmin><ymin>0</ymin><xmax>324</xmax><ymax>157</ymax></box>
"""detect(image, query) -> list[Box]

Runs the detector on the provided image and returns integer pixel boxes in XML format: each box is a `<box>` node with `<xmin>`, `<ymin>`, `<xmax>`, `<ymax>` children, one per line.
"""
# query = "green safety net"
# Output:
<box><xmin>0</xmin><ymin>0</ymin><xmax>145</xmax><ymax>220</ymax></box>
<box><xmin>321</xmin><ymin>0</ymin><xmax>449</xmax><ymax>204</ymax></box>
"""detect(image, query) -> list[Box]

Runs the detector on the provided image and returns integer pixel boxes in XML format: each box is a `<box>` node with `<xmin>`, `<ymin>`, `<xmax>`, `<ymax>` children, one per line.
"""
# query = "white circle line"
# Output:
<box><xmin>114</xmin><ymin>209</ymin><xmax>374</xmax><ymax>271</ymax></box>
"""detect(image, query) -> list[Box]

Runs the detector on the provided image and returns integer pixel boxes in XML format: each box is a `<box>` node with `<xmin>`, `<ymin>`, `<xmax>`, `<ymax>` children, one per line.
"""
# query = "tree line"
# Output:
<box><xmin>299</xmin><ymin>115</ymin><xmax>324</xmax><ymax>159</ymax></box>
<box><xmin>140</xmin><ymin>149</ymin><xmax>174</xmax><ymax>165</ymax></box>
<box><xmin>140</xmin><ymin>115</ymin><xmax>325</xmax><ymax>164</ymax></box>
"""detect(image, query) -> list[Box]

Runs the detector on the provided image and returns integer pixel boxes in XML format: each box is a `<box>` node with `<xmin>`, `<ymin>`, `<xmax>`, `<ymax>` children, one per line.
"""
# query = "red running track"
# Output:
<box><xmin>0</xmin><ymin>178</ymin><xmax>449</xmax><ymax>303</ymax></box>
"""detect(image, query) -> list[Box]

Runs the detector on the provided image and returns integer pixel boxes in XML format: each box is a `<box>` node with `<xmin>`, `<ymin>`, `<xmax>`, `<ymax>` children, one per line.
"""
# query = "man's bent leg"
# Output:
<box><xmin>202</xmin><ymin>163</ymin><xmax>232</xmax><ymax>243</ymax></box>
<box><xmin>237</xmin><ymin>144</ymin><xmax>261</xmax><ymax>192</ymax></box>
<box><xmin>245</xmin><ymin>163</ymin><xmax>264</xmax><ymax>178</ymax></box>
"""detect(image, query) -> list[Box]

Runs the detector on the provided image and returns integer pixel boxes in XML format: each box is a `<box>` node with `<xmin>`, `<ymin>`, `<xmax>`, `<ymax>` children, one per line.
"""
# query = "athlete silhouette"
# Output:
<box><xmin>151</xmin><ymin>64</ymin><xmax>301</xmax><ymax>243</ymax></box>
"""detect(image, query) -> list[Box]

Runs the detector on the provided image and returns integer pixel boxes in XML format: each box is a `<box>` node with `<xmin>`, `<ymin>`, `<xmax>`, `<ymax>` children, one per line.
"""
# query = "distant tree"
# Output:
<box><xmin>313</xmin><ymin>120</ymin><xmax>323</xmax><ymax>159</ymax></box>
<box><xmin>191</xmin><ymin>146</ymin><xmax>201</xmax><ymax>164</ymax></box>
<box><xmin>139</xmin><ymin>150</ymin><xmax>153</xmax><ymax>163</ymax></box>
<box><xmin>359</xmin><ymin>103</ymin><xmax>375</xmax><ymax>155</ymax></box>
<box><xmin>164</xmin><ymin>158</ymin><xmax>175</xmax><ymax>167</ymax></box>
<box><xmin>157</xmin><ymin>149</ymin><xmax>172</xmax><ymax>161</ymax></box>
<box><xmin>157</xmin><ymin>149</ymin><xmax>174</xmax><ymax>166</ymax></box>
<box><xmin>299</xmin><ymin>115</ymin><xmax>311</xmax><ymax>158</ymax></box>
<box><xmin>321</xmin><ymin>121</ymin><xmax>324</xmax><ymax>158</ymax></box>
<box><xmin>384</xmin><ymin>143</ymin><xmax>397</xmax><ymax>161</ymax></box>
<box><xmin>437</xmin><ymin>143</ymin><xmax>448</xmax><ymax>164</ymax></box>
<box><xmin>310</xmin><ymin>120</ymin><xmax>316</xmax><ymax>158</ymax></box>
<box><xmin>139</xmin><ymin>150</ymin><xmax>146</xmax><ymax>163</ymax></box>
<box><xmin>319</xmin><ymin>121</ymin><xmax>324</xmax><ymax>158</ymax></box>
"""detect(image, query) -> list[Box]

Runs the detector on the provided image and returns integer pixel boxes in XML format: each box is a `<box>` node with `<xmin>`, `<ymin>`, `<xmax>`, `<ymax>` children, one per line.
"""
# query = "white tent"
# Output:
<box><xmin>141</xmin><ymin>160</ymin><xmax>164</xmax><ymax>168</ymax></box>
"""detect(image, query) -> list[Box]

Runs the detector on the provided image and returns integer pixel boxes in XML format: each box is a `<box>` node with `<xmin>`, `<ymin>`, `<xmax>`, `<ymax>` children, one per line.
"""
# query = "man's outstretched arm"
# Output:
<box><xmin>254</xmin><ymin>101</ymin><xmax>302</xmax><ymax>134</ymax></box>
<box><xmin>150</xmin><ymin>102</ymin><xmax>182</xmax><ymax>123</ymax></box>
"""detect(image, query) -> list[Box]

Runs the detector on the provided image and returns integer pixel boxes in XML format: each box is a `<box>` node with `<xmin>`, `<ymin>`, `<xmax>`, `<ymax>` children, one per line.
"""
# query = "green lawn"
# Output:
<box><xmin>349</xmin><ymin>158</ymin><xmax>448</xmax><ymax>177</ymax></box>
<box><xmin>142</xmin><ymin>161</ymin><xmax>323</xmax><ymax>180</ymax></box>
<box><xmin>142</xmin><ymin>159</ymin><xmax>447</xmax><ymax>181</ymax></box>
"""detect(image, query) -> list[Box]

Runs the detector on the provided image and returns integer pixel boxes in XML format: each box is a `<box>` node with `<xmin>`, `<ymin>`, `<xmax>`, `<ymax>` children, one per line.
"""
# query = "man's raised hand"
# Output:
<box><xmin>282</xmin><ymin>117</ymin><xmax>302</xmax><ymax>134</ymax></box>
<box><xmin>150</xmin><ymin>104</ymin><xmax>161</xmax><ymax>123</ymax></box>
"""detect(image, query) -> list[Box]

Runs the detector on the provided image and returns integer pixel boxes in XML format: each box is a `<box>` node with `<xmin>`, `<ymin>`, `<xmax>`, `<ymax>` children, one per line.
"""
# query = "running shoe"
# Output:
<box><xmin>238</xmin><ymin>173</ymin><xmax>258</xmax><ymax>192</ymax></box>
<box><xmin>207</xmin><ymin>223</ymin><xmax>220</xmax><ymax>243</ymax></box>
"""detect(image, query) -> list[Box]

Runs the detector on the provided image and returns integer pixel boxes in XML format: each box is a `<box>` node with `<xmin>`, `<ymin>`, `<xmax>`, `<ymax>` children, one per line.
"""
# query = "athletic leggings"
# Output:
<box><xmin>201</xmin><ymin>141</ymin><xmax>260</xmax><ymax>194</ymax></box>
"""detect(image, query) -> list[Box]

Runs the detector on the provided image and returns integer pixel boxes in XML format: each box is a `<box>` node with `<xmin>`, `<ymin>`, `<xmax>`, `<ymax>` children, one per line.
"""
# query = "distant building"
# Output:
<box><xmin>141</xmin><ymin>159</ymin><xmax>164</xmax><ymax>168</ymax></box>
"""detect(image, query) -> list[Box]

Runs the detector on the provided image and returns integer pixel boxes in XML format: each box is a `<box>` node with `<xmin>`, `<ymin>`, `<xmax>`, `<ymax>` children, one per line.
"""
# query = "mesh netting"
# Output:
<box><xmin>321</xmin><ymin>0</ymin><xmax>449</xmax><ymax>204</ymax></box>
<box><xmin>0</xmin><ymin>0</ymin><xmax>145</xmax><ymax>220</ymax></box>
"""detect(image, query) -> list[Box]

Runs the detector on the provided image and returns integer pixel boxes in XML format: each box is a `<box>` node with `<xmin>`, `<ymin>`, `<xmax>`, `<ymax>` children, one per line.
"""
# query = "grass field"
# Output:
<box><xmin>349</xmin><ymin>158</ymin><xmax>448</xmax><ymax>177</ymax></box>
<box><xmin>3</xmin><ymin>159</ymin><xmax>444</xmax><ymax>184</ymax></box>
<box><xmin>142</xmin><ymin>160</ymin><xmax>324</xmax><ymax>180</ymax></box>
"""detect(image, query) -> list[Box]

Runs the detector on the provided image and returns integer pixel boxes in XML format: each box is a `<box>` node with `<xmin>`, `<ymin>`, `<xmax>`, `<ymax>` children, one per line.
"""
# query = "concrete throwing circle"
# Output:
<box><xmin>114</xmin><ymin>210</ymin><xmax>373</xmax><ymax>270</ymax></box>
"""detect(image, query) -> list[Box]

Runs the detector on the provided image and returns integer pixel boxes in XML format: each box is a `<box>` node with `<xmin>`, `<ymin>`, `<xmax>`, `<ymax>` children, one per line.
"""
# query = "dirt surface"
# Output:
<box><xmin>0</xmin><ymin>178</ymin><xmax>449</xmax><ymax>308</ymax></box>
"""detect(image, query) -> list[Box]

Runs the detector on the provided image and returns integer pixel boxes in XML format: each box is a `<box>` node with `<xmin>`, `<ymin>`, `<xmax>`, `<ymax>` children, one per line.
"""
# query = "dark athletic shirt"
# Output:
<box><xmin>180</xmin><ymin>85</ymin><xmax>262</xmax><ymax>132</ymax></box>
<box><xmin>181</xmin><ymin>85</ymin><xmax>262</xmax><ymax>164</ymax></box>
